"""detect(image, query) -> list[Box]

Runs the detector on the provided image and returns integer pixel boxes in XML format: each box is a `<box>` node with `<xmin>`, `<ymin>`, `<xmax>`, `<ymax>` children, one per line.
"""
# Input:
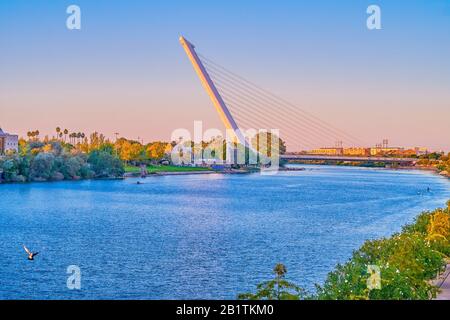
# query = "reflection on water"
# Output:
<box><xmin>0</xmin><ymin>165</ymin><xmax>449</xmax><ymax>299</ymax></box>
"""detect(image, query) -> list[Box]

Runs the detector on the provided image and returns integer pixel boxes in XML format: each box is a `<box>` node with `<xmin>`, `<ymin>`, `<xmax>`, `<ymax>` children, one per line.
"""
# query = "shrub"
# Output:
<box><xmin>241</xmin><ymin>202</ymin><xmax>450</xmax><ymax>300</ymax></box>
<box><xmin>88</xmin><ymin>150</ymin><xmax>124</xmax><ymax>178</ymax></box>
<box><xmin>30</xmin><ymin>152</ymin><xmax>56</xmax><ymax>181</ymax></box>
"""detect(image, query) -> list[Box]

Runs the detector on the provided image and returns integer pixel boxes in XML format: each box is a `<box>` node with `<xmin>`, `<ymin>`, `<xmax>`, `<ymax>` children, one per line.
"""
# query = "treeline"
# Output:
<box><xmin>24</xmin><ymin>128</ymin><xmax>174</xmax><ymax>164</ymax></box>
<box><xmin>239</xmin><ymin>201</ymin><xmax>450</xmax><ymax>300</ymax></box>
<box><xmin>0</xmin><ymin>139</ymin><xmax>124</xmax><ymax>182</ymax></box>
<box><xmin>417</xmin><ymin>152</ymin><xmax>450</xmax><ymax>174</ymax></box>
<box><xmin>0</xmin><ymin>129</ymin><xmax>174</xmax><ymax>183</ymax></box>
<box><xmin>0</xmin><ymin>128</ymin><xmax>289</xmax><ymax>183</ymax></box>
<box><xmin>17</xmin><ymin>128</ymin><xmax>288</xmax><ymax>166</ymax></box>
<box><xmin>0</xmin><ymin>129</ymin><xmax>211</xmax><ymax>182</ymax></box>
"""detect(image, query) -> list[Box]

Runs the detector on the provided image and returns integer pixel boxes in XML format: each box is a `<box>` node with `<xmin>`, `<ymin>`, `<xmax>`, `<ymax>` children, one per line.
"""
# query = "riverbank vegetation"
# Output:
<box><xmin>238</xmin><ymin>264</ymin><xmax>306</xmax><ymax>300</ymax></box>
<box><xmin>1</xmin><ymin>128</ymin><xmax>290</xmax><ymax>182</ymax></box>
<box><xmin>0</xmin><ymin>139</ymin><xmax>124</xmax><ymax>182</ymax></box>
<box><xmin>124</xmin><ymin>164</ymin><xmax>211</xmax><ymax>174</ymax></box>
<box><xmin>0</xmin><ymin>128</ymin><xmax>194</xmax><ymax>182</ymax></box>
<box><xmin>417</xmin><ymin>153</ymin><xmax>450</xmax><ymax>177</ymax></box>
<box><xmin>239</xmin><ymin>201</ymin><xmax>450</xmax><ymax>300</ymax></box>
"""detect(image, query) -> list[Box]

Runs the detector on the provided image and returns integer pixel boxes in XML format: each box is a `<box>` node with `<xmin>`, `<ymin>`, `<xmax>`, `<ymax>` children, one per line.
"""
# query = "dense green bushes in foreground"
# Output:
<box><xmin>239</xmin><ymin>201</ymin><xmax>450</xmax><ymax>300</ymax></box>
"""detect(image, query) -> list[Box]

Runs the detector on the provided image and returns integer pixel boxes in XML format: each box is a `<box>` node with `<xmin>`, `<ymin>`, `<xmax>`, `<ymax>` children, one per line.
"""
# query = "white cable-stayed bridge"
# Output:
<box><xmin>179</xmin><ymin>36</ymin><xmax>417</xmax><ymax>165</ymax></box>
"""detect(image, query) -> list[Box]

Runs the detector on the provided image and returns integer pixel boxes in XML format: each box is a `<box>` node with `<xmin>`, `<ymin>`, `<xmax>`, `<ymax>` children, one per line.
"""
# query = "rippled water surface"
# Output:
<box><xmin>1</xmin><ymin>165</ymin><xmax>449</xmax><ymax>299</ymax></box>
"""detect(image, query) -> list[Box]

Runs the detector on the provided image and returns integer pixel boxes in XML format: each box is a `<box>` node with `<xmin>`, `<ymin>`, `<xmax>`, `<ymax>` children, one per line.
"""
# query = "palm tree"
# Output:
<box><xmin>274</xmin><ymin>263</ymin><xmax>287</xmax><ymax>300</ymax></box>
<box><xmin>56</xmin><ymin>127</ymin><xmax>61</xmax><ymax>140</ymax></box>
<box><xmin>64</xmin><ymin>129</ymin><xmax>68</xmax><ymax>142</ymax></box>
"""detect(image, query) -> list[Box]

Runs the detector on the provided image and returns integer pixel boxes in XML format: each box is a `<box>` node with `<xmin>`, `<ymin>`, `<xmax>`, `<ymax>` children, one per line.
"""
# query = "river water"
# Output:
<box><xmin>1</xmin><ymin>165</ymin><xmax>449</xmax><ymax>299</ymax></box>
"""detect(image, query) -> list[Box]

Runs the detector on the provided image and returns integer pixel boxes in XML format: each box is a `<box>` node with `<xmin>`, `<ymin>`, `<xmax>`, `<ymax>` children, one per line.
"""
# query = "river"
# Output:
<box><xmin>1</xmin><ymin>165</ymin><xmax>449</xmax><ymax>299</ymax></box>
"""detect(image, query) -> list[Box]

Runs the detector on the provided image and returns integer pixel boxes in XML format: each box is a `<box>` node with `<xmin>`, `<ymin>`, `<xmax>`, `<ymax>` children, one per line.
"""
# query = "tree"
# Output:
<box><xmin>30</xmin><ymin>152</ymin><xmax>55</xmax><ymax>181</ymax></box>
<box><xmin>63</xmin><ymin>155</ymin><xmax>87</xmax><ymax>179</ymax></box>
<box><xmin>238</xmin><ymin>263</ymin><xmax>306</xmax><ymax>300</ymax></box>
<box><xmin>64</xmin><ymin>129</ymin><xmax>68</xmax><ymax>142</ymax></box>
<box><xmin>88</xmin><ymin>150</ymin><xmax>124</xmax><ymax>178</ymax></box>
<box><xmin>146</xmin><ymin>142</ymin><xmax>169</xmax><ymax>161</ymax></box>
<box><xmin>89</xmin><ymin>132</ymin><xmax>107</xmax><ymax>151</ymax></box>
<box><xmin>115</xmin><ymin>138</ymin><xmax>144</xmax><ymax>163</ymax></box>
<box><xmin>252</xmin><ymin>132</ymin><xmax>286</xmax><ymax>157</ymax></box>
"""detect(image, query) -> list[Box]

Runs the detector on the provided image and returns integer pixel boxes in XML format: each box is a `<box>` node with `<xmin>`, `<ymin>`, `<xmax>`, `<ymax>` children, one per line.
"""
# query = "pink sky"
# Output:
<box><xmin>1</xmin><ymin>1</ymin><xmax>449</xmax><ymax>152</ymax></box>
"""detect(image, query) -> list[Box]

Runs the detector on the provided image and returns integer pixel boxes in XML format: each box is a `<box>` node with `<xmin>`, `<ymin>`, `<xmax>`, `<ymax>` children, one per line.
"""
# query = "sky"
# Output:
<box><xmin>1</xmin><ymin>0</ymin><xmax>449</xmax><ymax>151</ymax></box>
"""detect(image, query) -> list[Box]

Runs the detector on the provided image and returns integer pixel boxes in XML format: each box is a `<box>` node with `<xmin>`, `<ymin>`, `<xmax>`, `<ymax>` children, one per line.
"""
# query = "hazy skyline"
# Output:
<box><xmin>1</xmin><ymin>0</ymin><xmax>449</xmax><ymax>151</ymax></box>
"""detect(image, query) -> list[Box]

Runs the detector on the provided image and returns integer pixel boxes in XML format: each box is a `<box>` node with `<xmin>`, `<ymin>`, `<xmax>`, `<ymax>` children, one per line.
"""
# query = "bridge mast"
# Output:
<box><xmin>179</xmin><ymin>36</ymin><xmax>247</xmax><ymax>147</ymax></box>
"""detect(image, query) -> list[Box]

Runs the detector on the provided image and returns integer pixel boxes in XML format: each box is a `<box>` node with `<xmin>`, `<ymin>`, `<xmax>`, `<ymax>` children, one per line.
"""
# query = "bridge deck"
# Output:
<box><xmin>281</xmin><ymin>155</ymin><xmax>416</xmax><ymax>163</ymax></box>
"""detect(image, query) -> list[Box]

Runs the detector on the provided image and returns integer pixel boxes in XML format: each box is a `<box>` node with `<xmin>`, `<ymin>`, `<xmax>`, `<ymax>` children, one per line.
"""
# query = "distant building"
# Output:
<box><xmin>309</xmin><ymin>147</ymin><xmax>343</xmax><ymax>156</ymax></box>
<box><xmin>309</xmin><ymin>145</ymin><xmax>427</xmax><ymax>157</ymax></box>
<box><xmin>343</xmin><ymin>147</ymin><xmax>370</xmax><ymax>156</ymax></box>
<box><xmin>370</xmin><ymin>147</ymin><xmax>404</xmax><ymax>156</ymax></box>
<box><xmin>0</xmin><ymin>128</ymin><xmax>19</xmax><ymax>154</ymax></box>
<box><xmin>413</xmin><ymin>147</ymin><xmax>428</xmax><ymax>156</ymax></box>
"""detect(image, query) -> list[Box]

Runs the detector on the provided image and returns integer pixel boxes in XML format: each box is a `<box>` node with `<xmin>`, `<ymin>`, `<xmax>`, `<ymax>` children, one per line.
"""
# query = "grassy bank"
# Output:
<box><xmin>124</xmin><ymin>165</ymin><xmax>212</xmax><ymax>174</ymax></box>
<box><xmin>239</xmin><ymin>200</ymin><xmax>450</xmax><ymax>300</ymax></box>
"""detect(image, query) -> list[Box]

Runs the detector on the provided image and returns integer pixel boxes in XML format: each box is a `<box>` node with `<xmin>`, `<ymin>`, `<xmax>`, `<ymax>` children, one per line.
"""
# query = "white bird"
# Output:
<box><xmin>23</xmin><ymin>245</ymin><xmax>39</xmax><ymax>260</ymax></box>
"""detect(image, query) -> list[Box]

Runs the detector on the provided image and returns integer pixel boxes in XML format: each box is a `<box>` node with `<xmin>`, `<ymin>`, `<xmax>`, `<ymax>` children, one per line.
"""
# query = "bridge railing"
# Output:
<box><xmin>281</xmin><ymin>155</ymin><xmax>417</xmax><ymax>163</ymax></box>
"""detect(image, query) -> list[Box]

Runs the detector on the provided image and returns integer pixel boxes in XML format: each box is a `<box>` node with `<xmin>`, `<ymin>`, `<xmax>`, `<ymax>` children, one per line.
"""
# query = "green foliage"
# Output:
<box><xmin>30</xmin><ymin>152</ymin><xmax>56</xmax><ymax>180</ymax></box>
<box><xmin>402</xmin><ymin>211</ymin><xmax>431</xmax><ymax>234</ymax></box>
<box><xmin>88</xmin><ymin>150</ymin><xmax>124</xmax><ymax>178</ymax></box>
<box><xmin>0</xmin><ymin>154</ymin><xmax>31</xmax><ymax>182</ymax></box>
<box><xmin>417</xmin><ymin>152</ymin><xmax>450</xmax><ymax>175</ymax></box>
<box><xmin>238</xmin><ymin>263</ymin><xmax>307</xmax><ymax>300</ymax></box>
<box><xmin>316</xmin><ymin>232</ymin><xmax>443</xmax><ymax>300</ymax></box>
<box><xmin>239</xmin><ymin>202</ymin><xmax>450</xmax><ymax>300</ymax></box>
<box><xmin>0</xmin><ymin>140</ymin><xmax>123</xmax><ymax>182</ymax></box>
<box><xmin>316</xmin><ymin>204</ymin><xmax>450</xmax><ymax>300</ymax></box>
<box><xmin>98</xmin><ymin>143</ymin><xmax>115</xmax><ymax>154</ymax></box>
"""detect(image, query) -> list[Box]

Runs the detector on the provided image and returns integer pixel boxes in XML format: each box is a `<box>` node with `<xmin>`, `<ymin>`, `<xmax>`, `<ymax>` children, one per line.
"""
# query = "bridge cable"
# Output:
<box><xmin>199</xmin><ymin>53</ymin><xmax>366</xmax><ymax>147</ymax></box>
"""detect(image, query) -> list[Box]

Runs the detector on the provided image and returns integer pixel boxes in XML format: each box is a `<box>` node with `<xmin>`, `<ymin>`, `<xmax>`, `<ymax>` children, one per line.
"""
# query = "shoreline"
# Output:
<box><xmin>124</xmin><ymin>170</ymin><xmax>217</xmax><ymax>177</ymax></box>
<box><xmin>1</xmin><ymin>164</ymin><xmax>448</xmax><ymax>184</ymax></box>
<box><xmin>289</xmin><ymin>162</ymin><xmax>450</xmax><ymax>179</ymax></box>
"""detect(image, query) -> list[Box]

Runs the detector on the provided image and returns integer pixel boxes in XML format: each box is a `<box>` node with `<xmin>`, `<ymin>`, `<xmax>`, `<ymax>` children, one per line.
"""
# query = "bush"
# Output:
<box><xmin>88</xmin><ymin>150</ymin><xmax>124</xmax><ymax>178</ymax></box>
<box><xmin>0</xmin><ymin>140</ymin><xmax>123</xmax><ymax>182</ymax></box>
<box><xmin>30</xmin><ymin>153</ymin><xmax>55</xmax><ymax>181</ymax></box>
<box><xmin>241</xmin><ymin>202</ymin><xmax>450</xmax><ymax>300</ymax></box>
<box><xmin>317</xmin><ymin>205</ymin><xmax>450</xmax><ymax>300</ymax></box>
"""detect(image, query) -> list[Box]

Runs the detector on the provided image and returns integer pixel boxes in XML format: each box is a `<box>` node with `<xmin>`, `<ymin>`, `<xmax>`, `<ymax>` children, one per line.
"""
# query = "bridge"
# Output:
<box><xmin>179</xmin><ymin>36</ymin><xmax>406</xmax><ymax>163</ymax></box>
<box><xmin>281</xmin><ymin>154</ymin><xmax>417</xmax><ymax>165</ymax></box>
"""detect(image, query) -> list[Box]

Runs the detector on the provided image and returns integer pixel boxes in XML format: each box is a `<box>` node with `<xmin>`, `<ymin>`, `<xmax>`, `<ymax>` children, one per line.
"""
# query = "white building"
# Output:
<box><xmin>0</xmin><ymin>128</ymin><xmax>19</xmax><ymax>154</ymax></box>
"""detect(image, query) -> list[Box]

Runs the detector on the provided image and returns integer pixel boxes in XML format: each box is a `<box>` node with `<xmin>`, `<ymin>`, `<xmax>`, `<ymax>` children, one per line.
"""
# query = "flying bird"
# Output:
<box><xmin>23</xmin><ymin>245</ymin><xmax>39</xmax><ymax>261</ymax></box>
